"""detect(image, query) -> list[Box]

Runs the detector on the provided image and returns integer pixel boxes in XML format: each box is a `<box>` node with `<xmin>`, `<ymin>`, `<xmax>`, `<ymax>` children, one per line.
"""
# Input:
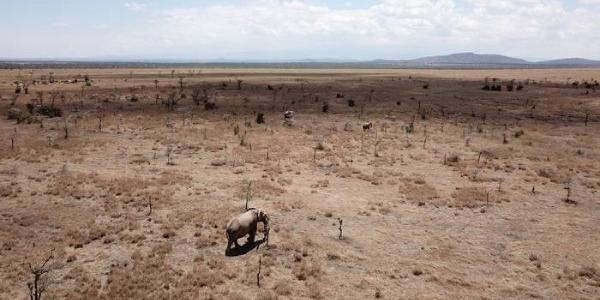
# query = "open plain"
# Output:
<box><xmin>1</xmin><ymin>68</ymin><xmax>599</xmax><ymax>299</ymax></box>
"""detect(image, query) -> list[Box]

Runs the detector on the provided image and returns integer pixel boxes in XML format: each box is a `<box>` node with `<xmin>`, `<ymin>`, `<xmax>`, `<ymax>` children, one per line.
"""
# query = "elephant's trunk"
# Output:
<box><xmin>263</xmin><ymin>217</ymin><xmax>270</xmax><ymax>243</ymax></box>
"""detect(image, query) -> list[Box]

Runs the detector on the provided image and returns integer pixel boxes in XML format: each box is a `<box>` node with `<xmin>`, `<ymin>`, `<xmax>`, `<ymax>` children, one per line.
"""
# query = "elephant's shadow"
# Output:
<box><xmin>225</xmin><ymin>239</ymin><xmax>267</xmax><ymax>257</ymax></box>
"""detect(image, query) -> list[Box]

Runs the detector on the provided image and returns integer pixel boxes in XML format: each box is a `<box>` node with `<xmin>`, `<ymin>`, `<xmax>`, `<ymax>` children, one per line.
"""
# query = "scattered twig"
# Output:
<box><xmin>338</xmin><ymin>218</ymin><xmax>343</xmax><ymax>240</ymax></box>
<box><xmin>257</xmin><ymin>256</ymin><xmax>262</xmax><ymax>287</ymax></box>
<box><xmin>245</xmin><ymin>181</ymin><xmax>252</xmax><ymax>210</ymax></box>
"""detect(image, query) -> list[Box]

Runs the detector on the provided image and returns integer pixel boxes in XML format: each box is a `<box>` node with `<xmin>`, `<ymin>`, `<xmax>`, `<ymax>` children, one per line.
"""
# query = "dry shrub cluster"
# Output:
<box><xmin>536</xmin><ymin>167</ymin><xmax>569</xmax><ymax>183</ymax></box>
<box><xmin>58</xmin><ymin>266</ymin><xmax>102</xmax><ymax>298</ymax></box>
<box><xmin>450</xmin><ymin>187</ymin><xmax>493</xmax><ymax>208</ymax></box>
<box><xmin>561</xmin><ymin>265</ymin><xmax>600</xmax><ymax>287</ymax></box>
<box><xmin>90</xmin><ymin>246</ymin><xmax>234</xmax><ymax>299</ymax></box>
<box><xmin>399</xmin><ymin>177</ymin><xmax>439</xmax><ymax>205</ymax></box>
<box><xmin>45</xmin><ymin>172</ymin><xmax>95</xmax><ymax>199</ymax></box>
<box><xmin>292</xmin><ymin>258</ymin><xmax>322</xmax><ymax>281</ymax></box>
<box><xmin>194</xmin><ymin>230</ymin><xmax>220</xmax><ymax>249</ymax></box>
<box><xmin>0</xmin><ymin>183</ymin><xmax>19</xmax><ymax>198</ymax></box>
<box><xmin>333</xmin><ymin>166</ymin><xmax>361</xmax><ymax>178</ymax></box>
<box><xmin>234</xmin><ymin>179</ymin><xmax>285</xmax><ymax>200</ymax></box>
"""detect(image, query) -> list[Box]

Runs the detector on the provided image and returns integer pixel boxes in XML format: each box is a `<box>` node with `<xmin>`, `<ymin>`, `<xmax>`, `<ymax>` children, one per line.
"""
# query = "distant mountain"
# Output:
<box><xmin>408</xmin><ymin>52</ymin><xmax>529</xmax><ymax>65</ymax></box>
<box><xmin>3</xmin><ymin>52</ymin><xmax>600</xmax><ymax>69</ymax></box>
<box><xmin>370</xmin><ymin>52</ymin><xmax>600</xmax><ymax>67</ymax></box>
<box><xmin>536</xmin><ymin>58</ymin><xmax>600</xmax><ymax>66</ymax></box>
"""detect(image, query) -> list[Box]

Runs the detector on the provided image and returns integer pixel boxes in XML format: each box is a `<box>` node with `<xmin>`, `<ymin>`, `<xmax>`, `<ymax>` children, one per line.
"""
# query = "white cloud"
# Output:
<box><xmin>150</xmin><ymin>0</ymin><xmax>600</xmax><ymax>59</ymax></box>
<box><xmin>124</xmin><ymin>2</ymin><xmax>147</xmax><ymax>12</ymax></box>
<box><xmin>578</xmin><ymin>0</ymin><xmax>600</xmax><ymax>4</ymax></box>
<box><xmin>2</xmin><ymin>0</ymin><xmax>600</xmax><ymax>60</ymax></box>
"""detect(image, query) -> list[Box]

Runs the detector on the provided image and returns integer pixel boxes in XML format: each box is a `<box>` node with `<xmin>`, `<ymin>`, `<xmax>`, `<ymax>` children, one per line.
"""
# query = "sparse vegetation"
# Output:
<box><xmin>322</xmin><ymin>101</ymin><xmax>329</xmax><ymax>113</ymax></box>
<box><xmin>36</xmin><ymin>105</ymin><xmax>62</xmax><ymax>118</ymax></box>
<box><xmin>25</xmin><ymin>250</ymin><xmax>59</xmax><ymax>300</ymax></box>
<box><xmin>0</xmin><ymin>68</ymin><xmax>599</xmax><ymax>300</ymax></box>
<box><xmin>256</xmin><ymin>112</ymin><xmax>265</xmax><ymax>124</ymax></box>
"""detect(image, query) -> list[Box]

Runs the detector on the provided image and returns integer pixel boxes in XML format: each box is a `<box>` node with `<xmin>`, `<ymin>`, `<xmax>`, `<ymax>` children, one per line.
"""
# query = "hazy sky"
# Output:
<box><xmin>1</xmin><ymin>0</ymin><xmax>599</xmax><ymax>61</ymax></box>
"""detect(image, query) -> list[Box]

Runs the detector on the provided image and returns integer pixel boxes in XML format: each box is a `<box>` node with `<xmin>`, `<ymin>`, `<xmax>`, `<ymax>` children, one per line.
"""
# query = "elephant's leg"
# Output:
<box><xmin>248</xmin><ymin>226</ymin><xmax>257</xmax><ymax>243</ymax></box>
<box><xmin>233</xmin><ymin>236</ymin><xmax>241</xmax><ymax>248</ymax></box>
<box><xmin>226</xmin><ymin>238</ymin><xmax>233</xmax><ymax>251</ymax></box>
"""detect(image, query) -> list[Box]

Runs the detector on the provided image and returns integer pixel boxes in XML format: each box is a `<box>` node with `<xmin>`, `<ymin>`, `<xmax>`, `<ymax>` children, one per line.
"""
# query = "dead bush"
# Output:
<box><xmin>399</xmin><ymin>181</ymin><xmax>438</xmax><ymax>204</ymax></box>
<box><xmin>293</xmin><ymin>259</ymin><xmax>322</xmax><ymax>281</ymax></box>
<box><xmin>446</xmin><ymin>153</ymin><xmax>460</xmax><ymax>165</ymax></box>
<box><xmin>36</xmin><ymin>105</ymin><xmax>62</xmax><ymax>118</ymax></box>
<box><xmin>451</xmin><ymin>187</ymin><xmax>490</xmax><ymax>208</ymax></box>
<box><xmin>514</xmin><ymin>130</ymin><xmax>525</xmax><ymax>138</ymax></box>
<box><xmin>7</xmin><ymin>107</ymin><xmax>32</xmax><ymax>123</ymax></box>
<box><xmin>274</xmin><ymin>279</ymin><xmax>293</xmax><ymax>296</ymax></box>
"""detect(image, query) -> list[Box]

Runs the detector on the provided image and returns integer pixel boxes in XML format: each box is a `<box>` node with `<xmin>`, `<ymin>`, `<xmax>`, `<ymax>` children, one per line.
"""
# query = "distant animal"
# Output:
<box><xmin>362</xmin><ymin>121</ymin><xmax>373</xmax><ymax>131</ymax></box>
<box><xmin>284</xmin><ymin>110</ymin><xmax>294</xmax><ymax>119</ymax></box>
<box><xmin>283</xmin><ymin>110</ymin><xmax>295</xmax><ymax>127</ymax></box>
<box><xmin>226</xmin><ymin>208</ymin><xmax>270</xmax><ymax>252</ymax></box>
<box><xmin>343</xmin><ymin>122</ymin><xmax>352</xmax><ymax>131</ymax></box>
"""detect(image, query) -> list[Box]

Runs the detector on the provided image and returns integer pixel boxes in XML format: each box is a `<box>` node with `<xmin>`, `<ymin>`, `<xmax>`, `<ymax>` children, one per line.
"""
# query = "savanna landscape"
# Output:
<box><xmin>1</xmin><ymin>67</ymin><xmax>600</xmax><ymax>300</ymax></box>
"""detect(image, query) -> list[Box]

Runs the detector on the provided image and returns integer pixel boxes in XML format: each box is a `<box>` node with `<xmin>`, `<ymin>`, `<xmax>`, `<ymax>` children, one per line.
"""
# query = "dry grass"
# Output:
<box><xmin>1</xmin><ymin>68</ymin><xmax>599</xmax><ymax>299</ymax></box>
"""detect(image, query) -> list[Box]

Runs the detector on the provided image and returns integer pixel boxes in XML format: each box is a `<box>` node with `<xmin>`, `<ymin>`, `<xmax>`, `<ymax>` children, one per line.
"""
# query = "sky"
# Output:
<box><xmin>1</xmin><ymin>0</ymin><xmax>599</xmax><ymax>61</ymax></box>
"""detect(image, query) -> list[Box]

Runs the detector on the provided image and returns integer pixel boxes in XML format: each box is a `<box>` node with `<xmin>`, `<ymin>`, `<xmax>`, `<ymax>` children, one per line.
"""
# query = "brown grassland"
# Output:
<box><xmin>1</xmin><ymin>68</ymin><xmax>599</xmax><ymax>299</ymax></box>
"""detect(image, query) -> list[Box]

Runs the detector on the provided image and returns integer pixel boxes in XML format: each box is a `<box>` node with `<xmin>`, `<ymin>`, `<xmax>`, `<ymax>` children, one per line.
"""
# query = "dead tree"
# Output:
<box><xmin>191</xmin><ymin>88</ymin><xmax>201</xmax><ymax>105</ymax></box>
<box><xmin>563</xmin><ymin>180</ymin><xmax>575</xmax><ymax>204</ymax></box>
<box><xmin>97</xmin><ymin>112</ymin><xmax>104</xmax><ymax>132</ymax></box>
<box><xmin>166</xmin><ymin>146</ymin><xmax>173</xmax><ymax>165</ymax></box>
<box><xmin>166</xmin><ymin>92</ymin><xmax>177</xmax><ymax>111</ymax></box>
<box><xmin>26</xmin><ymin>250</ymin><xmax>57</xmax><ymax>300</ymax></box>
<box><xmin>36</xmin><ymin>91</ymin><xmax>44</xmax><ymax>106</ymax></box>
<box><xmin>245</xmin><ymin>181</ymin><xmax>252</xmax><ymax>210</ymax></box>
<box><xmin>338</xmin><ymin>218</ymin><xmax>343</xmax><ymax>240</ymax></box>
<box><xmin>178</xmin><ymin>76</ymin><xmax>185</xmax><ymax>93</ymax></box>
<box><xmin>585</xmin><ymin>111</ymin><xmax>589</xmax><ymax>126</ymax></box>
<box><xmin>63</xmin><ymin>119</ymin><xmax>68</xmax><ymax>140</ymax></box>
<box><xmin>422</xmin><ymin>126</ymin><xmax>427</xmax><ymax>149</ymax></box>
<box><xmin>257</xmin><ymin>256</ymin><xmax>262</xmax><ymax>287</ymax></box>
<box><xmin>191</xmin><ymin>87</ymin><xmax>208</xmax><ymax>106</ymax></box>
<box><xmin>11</xmin><ymin>128</ymin><xmax>16</xmax><ymax>150</ymax></box>
<box><xmin>406</xmin><ymin>117</ymin><xmax>415</xmax><ymax>134</ymax></box>
<box><xmin>49</xmin><ymin>91</ymin><xmax>59</xmax><ymax>107</ymax></box>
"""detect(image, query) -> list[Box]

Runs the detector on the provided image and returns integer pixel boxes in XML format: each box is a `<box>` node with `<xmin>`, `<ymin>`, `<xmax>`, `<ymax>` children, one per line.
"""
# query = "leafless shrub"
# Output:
<box><xmin>446</xmin><ymin>153</ymin><xmax>460</xmax><ymax>164</ymax></box>
<box><xmin>256</xmin><ymin>112</ymin><xmax>265</xmax><ymax>124</ymax></box>
<box><xmin>25</xmin><ymin>250</ymin><xmax>60</xmax><ymax>300</ymax></box>
<box><xmin>205</xmin><ymin>100</ymin><xmax>217</xmax><ymax>110</ymax></box>
<box><xmin>514</xmin><ymin>130</ymin><xmax>525</xmax><ymax>138</ymax></box>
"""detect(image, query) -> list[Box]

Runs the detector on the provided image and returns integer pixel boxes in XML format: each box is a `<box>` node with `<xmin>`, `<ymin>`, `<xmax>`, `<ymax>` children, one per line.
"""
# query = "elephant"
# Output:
<box><xmin>226</xmin><ymin>208</ymin><xmax>270</xmax><ymax>252</ymax></box>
